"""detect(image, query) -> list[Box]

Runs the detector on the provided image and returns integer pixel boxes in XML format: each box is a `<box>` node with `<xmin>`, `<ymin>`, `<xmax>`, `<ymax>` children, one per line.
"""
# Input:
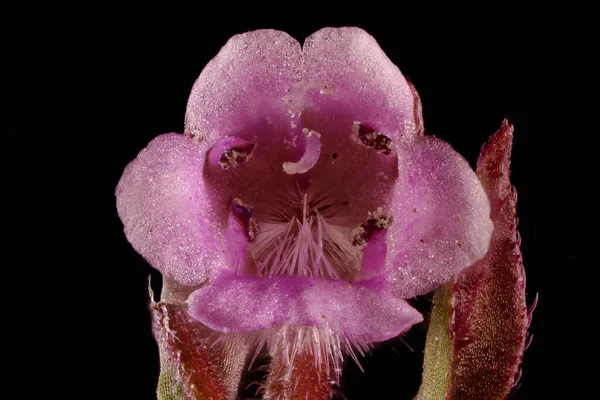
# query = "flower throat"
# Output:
<box><xmin>248</xmin><ymin>186</ymin><xmax>361</xmax><ymax>280</ymax></box>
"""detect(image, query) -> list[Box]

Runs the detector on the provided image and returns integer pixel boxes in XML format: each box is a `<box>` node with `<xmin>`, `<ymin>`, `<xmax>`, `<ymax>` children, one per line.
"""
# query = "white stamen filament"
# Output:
<box><xmin>283</xmin><ymin>129</ymin><xmax>322</xmax><ymax>175</ymax></box>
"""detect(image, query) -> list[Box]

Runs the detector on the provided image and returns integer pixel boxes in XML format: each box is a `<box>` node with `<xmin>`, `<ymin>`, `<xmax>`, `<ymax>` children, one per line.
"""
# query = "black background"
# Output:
<box><xmin>13</xmin><ymin>8</ymin><xmax>588</xmax><ymax>400</ymax></box>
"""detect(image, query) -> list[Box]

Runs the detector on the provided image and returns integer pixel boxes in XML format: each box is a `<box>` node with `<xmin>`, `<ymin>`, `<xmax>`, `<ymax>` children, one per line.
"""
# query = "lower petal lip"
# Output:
<box><xmin>187</xmin><ymin>274</ymin><xmax>423</xmax><ymax>342</ymax></box>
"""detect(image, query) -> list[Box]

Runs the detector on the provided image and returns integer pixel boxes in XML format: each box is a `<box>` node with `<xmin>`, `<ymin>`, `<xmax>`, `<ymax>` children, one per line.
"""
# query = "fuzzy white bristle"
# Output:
<box><xmin>250</xmin><ymin>188</ymin><xmax>360</xmax><ymax>279</ymax></box>
<box><xmin>252</xmin><ymin>325</ymin><xmax>373</xmax><ymax>388</ymax></box>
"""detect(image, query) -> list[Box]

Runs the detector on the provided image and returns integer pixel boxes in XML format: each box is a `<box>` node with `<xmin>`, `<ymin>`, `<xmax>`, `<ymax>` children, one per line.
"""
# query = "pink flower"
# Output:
<box><xmin>116</xmin><ymin>27</ymin><xmax>493</xmax><ymax>372</ymax></box>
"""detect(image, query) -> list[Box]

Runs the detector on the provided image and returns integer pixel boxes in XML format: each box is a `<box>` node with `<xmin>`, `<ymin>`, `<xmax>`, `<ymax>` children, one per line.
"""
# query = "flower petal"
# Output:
<box><xmin>187</xmin><ymin>275</ymin><xmax>422</xmax><ymax>342</ymax></box>
<box><xmin>116</xmin><ymin>133</ymin><xmax>225</xmax><ymax>286</ymax></box>
<box><xmin>303</xmin><ymin>27</ymin><xmax>419</xmax><ymax>142</ymax></box>
<box><xmin>185</xmin><ymin>27</ymin><xmax>418</xmax><ymax>149</ymax></box>
<box><xmin>385</xmin><ymin>137</ymin><xmax>493</xmax><ymax>297</ymax></box>
<box><xmin>184</xmin><ymin>29</ymin><xmax>302</xmax><ymax>147</ymax></box>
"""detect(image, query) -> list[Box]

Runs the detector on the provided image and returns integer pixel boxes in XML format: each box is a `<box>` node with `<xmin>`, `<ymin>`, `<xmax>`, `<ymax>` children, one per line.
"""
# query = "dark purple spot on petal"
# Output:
<box><xmin>352</xmin><ymin>208</ymin><xmax>392</xmax><ymax>248</ymax></box>
<box><xmin>231</xmin><ymin>198</ymin><xmax>260</xmax><ymax>242</ymax></box>
<box><xmin>354</xmin><ymin>122</ymin><xmax>393</xmax><ymax>155</ymax></box>
<box><xmin>219</xmin><ymin>142</ymin><xmax>256</xmax><ymax>169</ymax></box>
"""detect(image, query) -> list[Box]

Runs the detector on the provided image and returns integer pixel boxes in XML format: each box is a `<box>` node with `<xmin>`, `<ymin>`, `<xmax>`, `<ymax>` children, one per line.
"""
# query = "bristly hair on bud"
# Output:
<box><xmin>251</xmin><ymin>326</ymin><xmax>374</xmax><ymax>391</ymax></box>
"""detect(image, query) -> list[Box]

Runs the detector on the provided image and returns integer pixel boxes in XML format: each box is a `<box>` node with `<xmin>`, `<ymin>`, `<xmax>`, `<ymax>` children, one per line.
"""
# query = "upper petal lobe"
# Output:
<box><xmin>303</xmin><ymin>27</ymin><xmax>418</xmax><ymax>142</ymax></box>
<box><xmin>185</xmin><ymin>27</ymin><xmax>419</xmax><ymax>150</ymax></box>
<box><xmin>184</xmin><ymin>29</ymin><xmax>302</xmax><ymax>148</ymax></box>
